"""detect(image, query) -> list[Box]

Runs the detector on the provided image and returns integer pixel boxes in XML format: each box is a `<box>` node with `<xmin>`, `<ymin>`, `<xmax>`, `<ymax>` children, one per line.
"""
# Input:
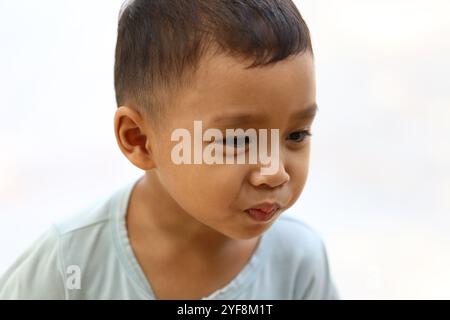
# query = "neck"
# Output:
<box><xmin>126</xmin><ymin>171</ymin><xmax>236</xmax><ymax>256</ymax></box>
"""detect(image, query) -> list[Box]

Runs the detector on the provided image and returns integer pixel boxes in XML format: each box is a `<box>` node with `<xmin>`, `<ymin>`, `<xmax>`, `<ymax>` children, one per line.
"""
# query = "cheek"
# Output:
<box><xmin>286</xmin><ymin>152</ymin><xmax>310</xmax><ymax>204</ymax></box>
<box><xmin>159</xmin><ymin>162</ymin><xmax>247</xmax><ymax>215</ymax></box>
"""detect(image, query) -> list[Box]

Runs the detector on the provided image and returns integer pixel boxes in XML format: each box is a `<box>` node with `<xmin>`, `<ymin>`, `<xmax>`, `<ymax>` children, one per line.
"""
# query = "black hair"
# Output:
<box><xmin>114</xmin><ymin>0</ymin><xmax>313</xmax><ymax>121</ymax></box>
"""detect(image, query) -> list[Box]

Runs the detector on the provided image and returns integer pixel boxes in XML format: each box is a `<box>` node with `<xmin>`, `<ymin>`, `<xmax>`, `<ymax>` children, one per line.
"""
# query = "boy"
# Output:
<box><xmin>0</xmin><ymin>0</ymin><xmax>339</xmax><ymax>299</ymax></box>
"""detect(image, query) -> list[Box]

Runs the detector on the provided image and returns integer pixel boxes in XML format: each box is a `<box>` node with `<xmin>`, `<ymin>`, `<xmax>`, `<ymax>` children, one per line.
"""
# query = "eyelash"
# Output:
<box><xmin>221</xmin><ymin>130</ymin><xmax>312</xmax><ymax>148</ymax></box>
<box><xmin>286</xmin><ymin>130</ymin><xmax>312</xmax><ymax>143</ymax></box>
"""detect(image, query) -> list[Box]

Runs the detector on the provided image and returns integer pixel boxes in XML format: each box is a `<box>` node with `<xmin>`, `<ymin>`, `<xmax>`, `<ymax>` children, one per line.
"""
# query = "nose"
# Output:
<box><xmin>248</xmin><ymin>160</ymin><xmax>290</xmax><ymax>189</ymax></box>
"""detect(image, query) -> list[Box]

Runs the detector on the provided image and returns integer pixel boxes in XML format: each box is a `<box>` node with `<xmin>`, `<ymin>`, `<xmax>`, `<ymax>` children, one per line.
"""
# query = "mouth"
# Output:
<box><xmin>244</xmin><ymin>202</ymin><xmax>281</xmax><ymax>222</ymax></box>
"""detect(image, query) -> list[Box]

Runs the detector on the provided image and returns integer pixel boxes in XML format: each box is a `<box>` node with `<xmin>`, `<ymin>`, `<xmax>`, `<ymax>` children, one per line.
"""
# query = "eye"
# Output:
<box><xmin>287</xmin><ymin>130</ymin><xmax>312</xmax><ymax>143</ymax></box>
<box><xmin>221</xmin><ymin>136</ymin><xmax>251</xmax><ymax>148</ymax></box>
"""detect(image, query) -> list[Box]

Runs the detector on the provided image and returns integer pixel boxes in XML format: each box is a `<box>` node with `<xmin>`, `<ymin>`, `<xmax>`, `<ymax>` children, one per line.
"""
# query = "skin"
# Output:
<box><xmin>114</xmin><ymin>51</ymin><xmax>317</xmax><ymax>299</ymax></box>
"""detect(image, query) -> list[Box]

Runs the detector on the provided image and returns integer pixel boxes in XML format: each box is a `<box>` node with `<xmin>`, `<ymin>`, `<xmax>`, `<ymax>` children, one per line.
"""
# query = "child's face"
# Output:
<box><xmin>133</xmin><ymin>52</ymin><xmax>316</xmax><ymax>240</ymax></box>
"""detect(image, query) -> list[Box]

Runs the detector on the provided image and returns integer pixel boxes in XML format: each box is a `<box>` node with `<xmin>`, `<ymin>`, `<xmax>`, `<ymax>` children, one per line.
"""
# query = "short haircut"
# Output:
<box><xmin>114</xmin><ymin>0</ymin><xmax>313</xmax><ymax>123</ymax></box>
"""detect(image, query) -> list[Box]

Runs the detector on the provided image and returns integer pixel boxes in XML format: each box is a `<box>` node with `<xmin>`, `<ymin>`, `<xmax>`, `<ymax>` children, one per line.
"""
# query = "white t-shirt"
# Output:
<box><xmin>0</xmin><ymin>177</ymin><xmax>339</xmax><ymax>300</ymax></box>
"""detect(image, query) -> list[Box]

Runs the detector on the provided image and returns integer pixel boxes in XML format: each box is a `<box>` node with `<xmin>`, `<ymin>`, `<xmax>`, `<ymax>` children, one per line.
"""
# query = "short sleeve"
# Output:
<box><xmin>0</xmin><ymin>225</ymin><xmax>67</xmax><ymax>299</ymax></box>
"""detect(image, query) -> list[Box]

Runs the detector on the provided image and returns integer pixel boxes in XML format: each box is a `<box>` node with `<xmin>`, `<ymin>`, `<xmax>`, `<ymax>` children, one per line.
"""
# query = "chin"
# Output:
<box><xmin>228</xmin><ymin>224</ymin><xmax>272</xmax><ymax>240</ymax></box>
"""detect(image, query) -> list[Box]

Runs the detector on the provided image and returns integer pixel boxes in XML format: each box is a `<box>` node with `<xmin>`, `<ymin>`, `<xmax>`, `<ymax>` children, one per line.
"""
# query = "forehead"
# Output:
<box><xmin>171</xmin><ymin>52</ymin><xmax>316</xmax><ymax>127</ymax></box>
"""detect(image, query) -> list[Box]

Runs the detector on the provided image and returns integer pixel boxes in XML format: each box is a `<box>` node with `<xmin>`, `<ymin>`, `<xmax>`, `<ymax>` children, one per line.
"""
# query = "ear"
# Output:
<box><xmin>114</xmin><ymin>106</ymin><xmax>156</xmax><ymax>170</ymax></box>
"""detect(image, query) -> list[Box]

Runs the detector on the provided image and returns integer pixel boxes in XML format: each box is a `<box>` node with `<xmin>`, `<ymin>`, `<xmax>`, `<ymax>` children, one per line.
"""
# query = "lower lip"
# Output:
<box><xmin>245</xmin><ymin>208</ymin><xmax>278</xmax><ymax>222</ymax></box>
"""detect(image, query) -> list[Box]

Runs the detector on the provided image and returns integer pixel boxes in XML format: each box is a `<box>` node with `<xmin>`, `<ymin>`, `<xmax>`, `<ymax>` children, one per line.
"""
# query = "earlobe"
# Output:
<box><xmin>114</xmin><ymin>106</ymin><xmax>156</xmax><ymax>170</ymax></box>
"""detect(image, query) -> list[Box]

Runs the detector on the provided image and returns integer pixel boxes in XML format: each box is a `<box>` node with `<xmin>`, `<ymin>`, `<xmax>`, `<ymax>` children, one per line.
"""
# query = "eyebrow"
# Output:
<box><xmin>292</xmin><ymin>103</ymin><xmax>319</xmax><ymax>120</ymax></box>
<box><xmin>210</xmin><ymin>103</ymin><xmax>318</xmax><ymax>125</ymax></box>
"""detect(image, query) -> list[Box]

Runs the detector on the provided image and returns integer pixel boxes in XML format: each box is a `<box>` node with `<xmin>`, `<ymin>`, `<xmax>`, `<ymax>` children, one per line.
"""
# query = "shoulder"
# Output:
<box><xmin>0</xmin><ymin>180</ymin><xmax>135</xmax><ymax>299</ymax></box>
<box><xmin>0</xmin><ymin>225</ymin><xmax>66</xmax><ymax>299</ymax></box>
<box><xmin>51</xmin><ymin>179</ymin><xmax>135</xmax><ymax>251</ymax></box>
<box><xmin>53</xmin><ymin>185</ymin><xmax>121</xmax><ymax>236</ymax></box>
<box><xmin>262</xmin><ymin>214</ymin><xmax>339</xmax><ymax>299</ymax></box>
<box><xmin>268</xmin><ymin>214</ymin><xmax>326</xmax><ymax>260</ymax></box>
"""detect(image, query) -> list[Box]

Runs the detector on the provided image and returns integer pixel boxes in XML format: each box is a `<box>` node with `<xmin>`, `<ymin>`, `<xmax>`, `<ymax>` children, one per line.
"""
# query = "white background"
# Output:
<box><xmin>0</xmin><ymin>0</ymin><xmax>449</xmax><ymax>299</ymax></box>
